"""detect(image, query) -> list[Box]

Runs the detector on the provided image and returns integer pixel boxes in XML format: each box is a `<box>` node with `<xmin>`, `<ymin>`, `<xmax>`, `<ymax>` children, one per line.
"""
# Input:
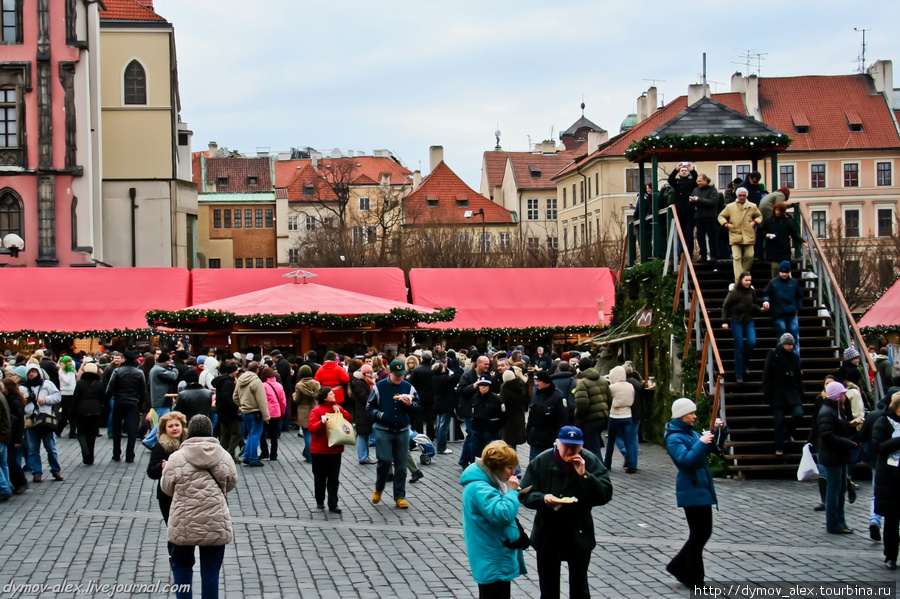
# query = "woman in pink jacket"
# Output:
<box><xmin>259</xmin><ymin>366</ymin><xmax>286</xmax><ymax>461</ymax></box>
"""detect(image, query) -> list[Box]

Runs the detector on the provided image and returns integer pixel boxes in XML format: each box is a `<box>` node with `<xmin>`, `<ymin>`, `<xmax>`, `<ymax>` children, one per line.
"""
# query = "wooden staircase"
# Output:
<box><xmin>690</xmin><ymin>259</ymin><xmax>839</xmax><ymax>475</ymax></box>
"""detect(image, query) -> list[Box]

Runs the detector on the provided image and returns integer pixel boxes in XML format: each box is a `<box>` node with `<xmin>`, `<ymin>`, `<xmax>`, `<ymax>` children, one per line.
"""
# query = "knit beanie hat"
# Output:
<box><xmin>779</xmin><ymin>333</ymin><xmax>795</xmax><ymax>346</ymax></box>
<box><xmin>298</xmin><ymin>365</ymin><xmax>312</xmax><ymax>378</ymax></box>
<box><xmin>502</xmin><ymin>369</ymin><xmax>516</xmax><ymax>383</ymax></box>
<box><xmin>671</xmin><ymin>398</ymin><xmax>697</xmax><ymax>419</ymax></box>
<box><xmin>825</xmin><ymin>381</ymin><xmax>848</xmax><ymax>400</ymax></box>
<box><xmin>843</xmin><ymin>347</ymin><xmax>860</xmax><ymax>361</ymax></box>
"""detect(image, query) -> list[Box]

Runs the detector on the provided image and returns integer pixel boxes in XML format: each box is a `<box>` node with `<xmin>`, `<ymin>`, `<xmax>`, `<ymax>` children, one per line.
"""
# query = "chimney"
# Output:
<box><xmin>208</xmin><ymin>141</ymin><xmax>218</xmax><ymax>156</ymax></box>
<box><xmin>636</xmin><ymin>94</ymin><xmax>648</xmax><ymax>123</ymax></box>
<box><xmin>647</xmin><ymin>86</ymin><xmax>658</xmax><ymax>114</ymax></box>
<box><xmin>687</xmin><ymin>83</ymin><xmax>709</xmax><ymax>106</ymax></box>
<box><xmin>731</xmin><ymin>72</ymin><xmax>745</xmax><ymax>93</ymax></box>
<box><xmin>347</xmin><ymin>149</ymin><xmax>355</xmax><ymax>158</ymax></box>
<box><xmin>429</xmin><ymin>145</ymin><xmax>444</xmax><ymax>173</ymax></box>
<box><xmin>380</xmin><ymin>172</ymin><xmax>391</xmax><ymax>186</ymax></box>
<box><xmin>311</xmin><ymin>151</ymin><xmax>321</xmax><ymax>170</ymax></box>
<box><xmin>412</xmin><ymin>170</ymin><xmax>422</xmax><ymax>191</ymax></box>
<box><xmin>587</xmin><ymin>131</ymin><xmax>607</xmax><ymax>155</ymax></box>
<box><xmin>744</xmin><ymin>75</ymin><xmax>760</xmax><ymax>121</ymax></box>
<box><xmin>868</xmin><ymin>60</ymin><xmax>894</xmax><ymax>109</ymax></box>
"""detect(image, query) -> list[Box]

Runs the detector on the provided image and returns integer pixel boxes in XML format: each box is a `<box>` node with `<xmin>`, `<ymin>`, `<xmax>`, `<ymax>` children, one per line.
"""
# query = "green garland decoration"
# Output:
<box><xmin>861</xmin><ymin>325</ymin><xmax>900</xmax><ymax>338</ymax></box>
<box><xmin>1</xmin><ymin>328</ymin><xmax>162</xmax><ymax>342</ymax></box>
<box><xmin>624</xmin><ymin>133</ymin><xmax>793</xmax><ymax>162</ymax></box>
<box><xmin>146</xmin><ymin>307</ymin><xmax>457</xmax><ymax>329</ymax></box>
<box><xmin>428</xmin><ymin>325</ymin><xmax>599</xmax><ymax>337</ymax></box>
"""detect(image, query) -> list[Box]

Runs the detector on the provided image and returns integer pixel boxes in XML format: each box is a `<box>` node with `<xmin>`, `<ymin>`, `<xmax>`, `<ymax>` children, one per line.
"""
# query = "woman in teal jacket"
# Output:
<box><xmin>460</xmin><ymin>440</ymin><xmax>526</xmax><ymax>598</ymax></box>
<box><xmin>665</xmin><ymin>398</ymin><xmax>723</xmax><ymax>589</ymax></box>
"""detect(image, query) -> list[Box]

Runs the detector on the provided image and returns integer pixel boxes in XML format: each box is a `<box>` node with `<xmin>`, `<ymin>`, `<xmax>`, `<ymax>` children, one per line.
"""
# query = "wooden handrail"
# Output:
<box><xmin>710</xmin><ymin>375</ymin><xmax>723</xmax><ymax>430</ymax></box>
<box><xmin>796</xmin><ymin>209</ymin><xmax>879</xmax><ymax>378</ymax></box>
<box><xmin>618</xmin><ymin>230</ymin><xmax>629</xmax><ymax>280</ymax></box>
<box><xmin>668</xmin><ymin>208</ymin><xmax>726</xmax><ymax>376</ymax></box>
<box><xmin>672</xmin><ymin>253</ymin><xmax>685</xmax><ymax>314</ymax></box>
<box><xmin>684</xmin><ymin>290</ymin><xmax>698</xmax><ymax>360</ymax></box>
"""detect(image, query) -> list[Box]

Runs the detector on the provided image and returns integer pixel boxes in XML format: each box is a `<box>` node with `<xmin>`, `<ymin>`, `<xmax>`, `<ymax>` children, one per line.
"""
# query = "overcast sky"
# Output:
<box><xmin>154</xmin><ymin>0</ymin><xmax>900</xmax><ymax>188</ymax></box>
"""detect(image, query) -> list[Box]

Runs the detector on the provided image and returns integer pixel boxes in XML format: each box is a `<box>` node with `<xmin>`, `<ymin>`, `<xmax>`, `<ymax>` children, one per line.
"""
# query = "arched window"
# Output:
<box><xmin>0</xmin><ymin>188</ymin><xmax>22</xmax><ymax>238</ymax></box>
<box><xmin>123</xmin><ymin>60</ymin><xmax>146</xmax><ymax>105</ymax></box>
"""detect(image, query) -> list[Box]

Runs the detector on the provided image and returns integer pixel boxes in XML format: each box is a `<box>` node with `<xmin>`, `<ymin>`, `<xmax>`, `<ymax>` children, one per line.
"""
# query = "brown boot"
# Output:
<box><xmin>52</xmin><ymin>472</ymin><xmax>64</xmax><ymax>482</ymax></box>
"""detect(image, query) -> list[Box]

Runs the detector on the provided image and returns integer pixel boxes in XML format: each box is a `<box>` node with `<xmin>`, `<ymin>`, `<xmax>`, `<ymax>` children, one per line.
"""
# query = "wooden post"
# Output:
<box><xmin>696</xmin><ymin>331</ymin><xmax>710</xmax><ymax>397</ymax></box>
<box><xmin>771</xmin><ymin>153</ymin><xmax>779</xmax><ymax>189</ymax></box>
<box><xmin>672</xmin><ymin>254</ymin><xmax>685</xmax><ymax>314</ymax></box>
<box><xmin>638</xmin><ymin>160</ymin><xmax>647</xmax><ymax>263</ymax></box>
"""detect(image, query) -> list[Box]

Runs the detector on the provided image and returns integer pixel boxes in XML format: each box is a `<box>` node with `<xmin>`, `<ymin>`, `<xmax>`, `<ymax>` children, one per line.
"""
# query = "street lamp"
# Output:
<box><xmin>464</xmin><ymin>208</ymin><xmax>486</xmax><ymax>252</ymax></box>
<box><xmin>0</xmin><ymin>233</ymin><xmax>24</xmax><ymax>258</ymax></box>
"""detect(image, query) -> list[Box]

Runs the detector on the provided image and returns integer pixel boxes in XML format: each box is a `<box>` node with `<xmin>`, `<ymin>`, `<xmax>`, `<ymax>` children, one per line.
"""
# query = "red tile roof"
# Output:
<box><xmin>482</xmin><ymin>152</ymin><xmax>509</xmax><ymax>193</ymax></box>
<box><xmin>273</xmin><ymin>156</ymin><xmax>413</xmax><ymax>189</ymax></box>
<box><xmin>758</xmin><ymin>75</ymin><xmax>900</xmax><ymax>151</ymax></box>
<box><xmin>508</xmin><ymin>151</ymin><xmax>581</xmax><ymax>190</ymax></box>
<box><xmin>281</xmin><ymin>163</ymin><xmax>338</xmax><ymax>202</ymax></box>
<box><xmin>554</xmin><ymin>92</ymin><xmax>746</xmax><ymax>178</ymax></box>
<box><xmin>190</xmin><ymin>151</ymin><xmax>210</xmax><ymax>189</ymax></box>
<box><xmin>204</xmin><ymin>157</ymin><xmax>272</xmax><ymax>193</ymax></box>
<box><xmin>404</xmin><ymin>161</ymin><xmax>514</xmax><ymax>225</ymax></box>
<box><xmin>100</xmin><ymin>0</ymin><xmax>166</xmax><ymax>21</ymax></box>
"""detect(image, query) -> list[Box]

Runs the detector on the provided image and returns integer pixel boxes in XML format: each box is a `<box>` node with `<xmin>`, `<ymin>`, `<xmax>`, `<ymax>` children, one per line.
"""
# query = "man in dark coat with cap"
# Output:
<box><xmin>520</xmin><ymin>425</ymin><xmax>613</xmax><ymax>599</ymax></box>
<box><xmin>763</xmin><ymin>262</ymin><xmax>804</xmax><ymax>358</ymax></box>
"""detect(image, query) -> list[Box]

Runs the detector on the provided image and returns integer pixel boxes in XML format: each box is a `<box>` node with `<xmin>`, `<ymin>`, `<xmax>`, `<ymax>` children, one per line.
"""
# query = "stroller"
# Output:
<box><xmin>409</xmin><ymin>429</ymin><xmax>436</xmax><ymax>465</ymax></box>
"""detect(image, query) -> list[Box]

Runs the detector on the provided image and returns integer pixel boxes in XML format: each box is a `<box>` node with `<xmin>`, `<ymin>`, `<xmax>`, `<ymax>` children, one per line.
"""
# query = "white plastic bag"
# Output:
<box><xmin>797</xmin><ymin>442</ymin><xmax>818</xmax><ymax>481</ymax></box>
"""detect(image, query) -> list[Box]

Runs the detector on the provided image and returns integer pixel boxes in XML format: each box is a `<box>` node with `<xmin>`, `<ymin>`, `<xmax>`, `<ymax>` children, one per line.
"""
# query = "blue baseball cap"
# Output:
<box><xmin>557</xmin><ymin>426</ymin><xmax>584</xmax><ymax>445</ymax></box>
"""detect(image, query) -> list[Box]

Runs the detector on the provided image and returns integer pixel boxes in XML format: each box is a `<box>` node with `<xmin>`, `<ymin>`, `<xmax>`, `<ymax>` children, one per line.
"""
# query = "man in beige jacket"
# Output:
<box><xmin>718</xmin><ymin>187</ymin><xmax>763</xmax><ymax>283</ymax></box>
<box><xmin>234</xmin><ymin>361</ymin><xmax>269</xmax><ymax>466</ymax></box>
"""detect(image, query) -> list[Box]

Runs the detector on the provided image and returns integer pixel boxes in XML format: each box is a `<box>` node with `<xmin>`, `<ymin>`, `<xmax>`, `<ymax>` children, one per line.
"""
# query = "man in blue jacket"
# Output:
<box><xmin>762</xmin><ymin>261</ymin><xmax>804</xmax><ymax>358</ymax></box>
<box><xmin>367</xmin><ymin>360</ymin><xmax>420</xmax><ymax>509</ymax></box>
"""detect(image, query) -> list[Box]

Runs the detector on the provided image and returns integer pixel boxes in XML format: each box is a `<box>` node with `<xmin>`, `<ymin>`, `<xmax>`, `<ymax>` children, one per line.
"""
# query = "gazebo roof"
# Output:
<box><xmin>626</xmin><ymin>96</ymin><xmax>791</xmax><ymax>162</ymax></box>
<box><xmin>188</xmin><ymin>281</ymin><xmax>438</xmax><ymax>317</ymax></box>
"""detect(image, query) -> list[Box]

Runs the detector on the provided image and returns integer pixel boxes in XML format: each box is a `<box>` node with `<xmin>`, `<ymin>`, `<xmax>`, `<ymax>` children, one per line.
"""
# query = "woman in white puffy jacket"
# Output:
<box><xmin>604</xmin><ymin>366</ymin><xmax>637</xmax><ymax>472</ymax></box>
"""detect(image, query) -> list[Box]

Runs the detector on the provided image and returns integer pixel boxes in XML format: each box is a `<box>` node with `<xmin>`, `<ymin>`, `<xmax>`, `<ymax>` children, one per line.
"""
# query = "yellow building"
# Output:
<box><xmin>98</xmin><ymin>0</ymin><xmax>196</xmax><ymax>267</ymax></box>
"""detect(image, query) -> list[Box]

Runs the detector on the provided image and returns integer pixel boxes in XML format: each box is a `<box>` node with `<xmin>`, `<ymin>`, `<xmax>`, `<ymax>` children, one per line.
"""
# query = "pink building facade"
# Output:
<box><xmin>0</xmin><ymin>0</ymin><xmax>97</xmax><ymax>266</ymax></box>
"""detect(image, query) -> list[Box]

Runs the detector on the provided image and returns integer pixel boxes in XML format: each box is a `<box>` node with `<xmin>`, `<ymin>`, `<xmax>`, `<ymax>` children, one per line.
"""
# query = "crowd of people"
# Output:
<box><xmin>0</xmin><ymin>337</ymin><xmax>896</xmax><ymax>598</ymax></box>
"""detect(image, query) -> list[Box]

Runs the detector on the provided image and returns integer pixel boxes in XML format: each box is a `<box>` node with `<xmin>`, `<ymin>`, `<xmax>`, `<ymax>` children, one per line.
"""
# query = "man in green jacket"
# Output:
<box><xmin>520</xmin><ymin>426</ymin><xmax>613</xmax><ymax>599</ymax></box>
<box><xmin>573</xmin><ymin>365</ymin><xmax>611</xmax><ymax>457</ymax></box>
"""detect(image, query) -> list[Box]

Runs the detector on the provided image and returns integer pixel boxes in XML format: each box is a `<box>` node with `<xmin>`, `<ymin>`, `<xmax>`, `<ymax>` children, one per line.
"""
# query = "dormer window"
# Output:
<box><xmin>456</xmin><ymin>198</ymin><xmax>468</xmax><ymax>208</ymax></box>
<box><xmin>303</xmin><ymin>184</ymin><xmax>315</xmax><ymax>197</ymax></box>
<box><xmin>216</xmin><ymin>177</ymin><xmax>227</xmax><ymax>188</ymax></box>
<box><xmin>426</xmin><ymin>196</ymin><xmax>439</xmax><ymax>208</ymax></box>
<box><xmin>247</xmin><ymin>176</ymin><xmax>258</xmax><ymax>186</ymax></box>
<box><xmin>846</xmin><ymin>111</ymin><xmax>863</xmax><ymax>133</ymax></box>
<box><xmin>528</xmin><ymin>164</ymin><xmax>541</xmax><ymax>178</ymax></box>
<box><xmin>791</xmin><ymin>112</ymin><xmax>809</xmax><ymax>135</ymax></box>
<box><xmin>849</xmin><ymin>123</ymin><xmax>863</xmax><ymax>132</ymax></box>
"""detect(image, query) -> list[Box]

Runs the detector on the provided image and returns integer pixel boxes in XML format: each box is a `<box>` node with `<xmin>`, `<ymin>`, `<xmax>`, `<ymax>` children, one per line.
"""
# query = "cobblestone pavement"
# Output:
<box><xmin>0</xmin><ymin>433</ymin><xmax>897</xmax><ymax>598</ymax></box>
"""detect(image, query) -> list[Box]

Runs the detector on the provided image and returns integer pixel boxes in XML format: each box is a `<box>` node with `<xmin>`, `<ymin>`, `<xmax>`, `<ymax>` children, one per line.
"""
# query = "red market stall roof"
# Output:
<box><xmin>859</xmin><ymin>278</ymin><xmax>900</xmax><ymax>330</ymax></box>
<box><xmin>187</xmin><ymin>280</ymin><xmax>438</xmax><ymax>317</ymax></box>
<box><xmin>190</xmin><ymin>268</ymin><xmax>408</xmax><ymax>304</ymax></box>
<box><xmin>409</xmin><ymin>268</ymin><xmax>615</xmax><ymax>331</ymax></box>
<box><xmin>0</xmin><ymin>268</ymin><xmax>190</xmax><ymax>334</ymax></box>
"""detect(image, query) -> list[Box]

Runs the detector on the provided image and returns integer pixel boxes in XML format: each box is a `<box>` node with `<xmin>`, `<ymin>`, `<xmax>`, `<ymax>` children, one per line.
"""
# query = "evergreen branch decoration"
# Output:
<box><xmin>624</xmin><ymin>133</ymin><xmax>793</xmax><ymax>162</ymax></box>
<box><xmin>146</xmin><ymin>307</ymin><xmax>457</xmax><ymax>328</ymax></box>
<box><xmin>0</xmin><ymin>328</ymin><xmax>160</xmax><ymax>341</ymax></box>
<box><xmin>431</xmin><ymin>325</ymin><xmax>599</xmax><ymax>337</ymax></box>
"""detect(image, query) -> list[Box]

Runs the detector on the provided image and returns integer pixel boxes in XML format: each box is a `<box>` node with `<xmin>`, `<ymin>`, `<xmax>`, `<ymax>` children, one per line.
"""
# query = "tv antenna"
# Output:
<box><xmin>854</xmin><ymin>27</ymin><xmax>870</xmax><ymax>73</ymax></box>
<box><xmin>732</xmin><ymin>49</ymin><xmax>767</xmax><ymax>76</ymax></box>
<box><xmin>642</xmin><ymin>78</ymin><xmax>666</xmax><ymax>87</ymax></box>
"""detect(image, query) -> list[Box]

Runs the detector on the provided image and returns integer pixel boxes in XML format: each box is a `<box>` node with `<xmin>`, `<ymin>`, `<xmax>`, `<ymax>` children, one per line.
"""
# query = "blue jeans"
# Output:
<box><xmin>142</xmin><ymin>406</ymin><xmax>171</xmax><ymax>449</ymax></box>
<box><xmin>243</xmin><ymin>413</ymin><xmax>265</xmax><ymax>464</ymax></box>
<box><xmin>871</xmin><ymin>475</ymin><xmax>883</xmax><ymax>528</ymax></box>
<box><xmin>615</xmin><ymin>420</ymin><xmax>640</xmax><ymax>468</ymax></box>
<box><xmin>26</xmin><ymin>428</ymin><xmax>61</xmax><ymax>476</ymax></box>
<box><xmin>772</xmin><ymin>314</ymin><xmax>800</xmax><ymax>357</ymax></box>
<box><xmin>772</xmin><ymin>404</ymin><xmax>804</xmax><ymax>451</ymax></box>
<box><xmin>604</xmin><ymin>417</ymin><xmax>635</xmax><ymax>469</ymax></box>
<box><xmin>171</xmin><ymin>544</ymin><xmax>225</xmax><ymax>599</ymax></box>
<box><xmin>434</xmin><ymin>412</ymin><xmax>452</xmax><ymax>453</ymax></box>
<box><xmin>469</xmin><ymin>429</ymin><xmax>500</xmax><ymax>461</ymax></box>
<box><xmin>357</xmin><ymin>433</ymin><xmax>374</xmax><ymax>462</ymax></box>
<box><xmin>529</xmin><ymin>444</ymin><xmax>547</xmax><ymax>462</ymax></box>
<box><xmin>730</xmin><ymin>319</ymin><xmax>756</xmax><ymax>380</ymax></box>
<box><xmin>581</xmin><ymin>420</ymin><xmax>605</xmax><ymax>458</ymax></box>
<box><xmin>824</xmin><ymin>464</ymin><xmax>848</xmax><ymax>532</ymax></box>
<box><xmin>0</xmin><ymin>444</ymin><xmax>11</xmax><ymax>496</ymax></box>
<box><xmin>301</xmin><ymin>428</ymin><xmax>311</xmax><ymax>462</ymax></box>
<box><xmin>374</xmin><ymin>426</ymin><xmax>410</xmax><ymax>499</ymax></box>
<box><xmin>458</xmin><ymin>418</ymin><xmax>474</xmax><ymax>466</ymax></box>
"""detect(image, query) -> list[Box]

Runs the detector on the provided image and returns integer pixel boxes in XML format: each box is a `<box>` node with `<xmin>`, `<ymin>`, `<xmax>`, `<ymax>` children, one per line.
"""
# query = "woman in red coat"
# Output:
<box><xmin>308</xmin><ymin>387</ymin><xmax>351</xmax><ymax>513</ymax></box>
<box><xmin>314</xmin><ymin>351</ymin><xmax>350</xmax><ymax>405</ymax></box>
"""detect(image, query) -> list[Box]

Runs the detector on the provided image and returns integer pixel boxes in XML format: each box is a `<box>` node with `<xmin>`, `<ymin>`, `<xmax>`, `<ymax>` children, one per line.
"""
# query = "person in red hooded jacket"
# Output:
<box><xmin>308</xmin><ymin>387</ymin><xmax>351</xmax><ymax>513</ymax></box>
<box><xmin>314</xmin><ymin>351</ymin><xmax>350</xmax><ymax>405</ymax></box>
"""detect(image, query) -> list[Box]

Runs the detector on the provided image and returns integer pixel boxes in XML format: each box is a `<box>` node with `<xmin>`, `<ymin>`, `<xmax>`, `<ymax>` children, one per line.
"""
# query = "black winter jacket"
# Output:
<box><xmin>432</xmin><ymin>367</ymin><xmax>462</xmax><ymax>414</ymax></box>
<box><xmin>73</xmin><ymin>372</ymin><xmax>105</xmax><ymax>416</ymax></box>
<box><xmin>691</xmin><ymin>183</ymin><xmax>722</xmax><ymax>219</ymax></box>
<box><xmin>6</xmin><ymin>392</ymin><xmax>24</xmax><ymax>446</ymax></box>
<box><xmin>760</xmin><ymin>215</ymin><xmax>803</xmax><ymax>263</ymax></box>
<box><xmin>470</xmin><ymin>390</ymin><xmax>505</xmax><ymax>434</ymax></box>
<box><xmin>872</xmin><ymin>412</ymin><xmax>900</xmax><ymax>519</ymax></box>
<box><xmin>173</xmin><ymin>384</ymin><xmax>213</xmax><ymax>423</ymax></box>
<box><xmin>526</xmin><ymin>386</ymin><xmax>567</xmax><ymax>450</ymax></box>
<box><xmin>668</xmin><ymin>168</ymin><xmax>698</xmax><ymax>214</ymax></box>
<box><xmin>816</xmin><ymin>398</ymin><xmax>857</xmax><ymax>466</ymax></box>
<box><xmin>211</xmin><ymin>374</ymin><xmax>239</xmax><ymax>423</ymax></box>
<box><xmin>721</xmin><ymin>285</ymin><xmax>761</xmax><ymax>323</ymax></box>
<box><xmin>105</xmin><ymin>364</ymin><xmax>149</xmax><ymax>408</ymax></box>
<box><xmin>762</xmin><ymin>347</ymin><xmax>804</xmax><ymax>409</ymax></box>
